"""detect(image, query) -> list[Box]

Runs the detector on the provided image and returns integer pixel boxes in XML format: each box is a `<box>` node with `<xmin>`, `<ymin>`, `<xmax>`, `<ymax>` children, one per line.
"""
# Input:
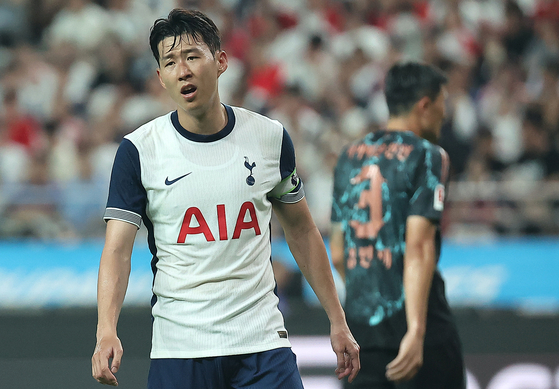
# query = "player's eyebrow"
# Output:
<box><xmin>161</xmin><ymin>47</ymin><xmax>203</xmax><ymax>61</ymax></box>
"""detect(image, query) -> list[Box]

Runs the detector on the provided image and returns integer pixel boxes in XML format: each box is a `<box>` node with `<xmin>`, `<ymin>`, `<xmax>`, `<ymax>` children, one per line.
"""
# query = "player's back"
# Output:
<box><xmin>333</xmin><ymin>129</ymin><xmax>443</xmax><ymax>261</ymax></box>
<box><xmin>332</xmin><ymin>129</ymin><xmax>453</xmax><ymax>349</ymax></box>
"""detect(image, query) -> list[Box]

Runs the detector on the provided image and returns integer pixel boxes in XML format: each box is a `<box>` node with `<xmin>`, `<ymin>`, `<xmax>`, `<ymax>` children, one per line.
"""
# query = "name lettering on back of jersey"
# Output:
<box><xmin>434</xmin><ymin>184</ymin><xmax>445</xmax><ymax>211</ymax></box>
<box><xmin>347</xmin><ymin>142</ymin><xmax>414</xmax><ymax>161</ymax></box>
<box><xmin>177</xmin><ymin>201</ymin><xmax>261</xmax><ymax>243</ymax></box>
<box><xmin>165</xmin><ymin>172</ymin><xmax>192</xmax><ymax>186</ymax></box>
<box><xmin>244</xmin><ymin>156</ymin><xmax>256</xmax><ymax>186</ymax></box>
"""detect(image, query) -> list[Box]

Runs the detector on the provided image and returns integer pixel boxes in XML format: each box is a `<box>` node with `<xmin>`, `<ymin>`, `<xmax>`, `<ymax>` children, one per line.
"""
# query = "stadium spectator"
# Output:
<box><xmin>0</xmin><ymin>0</ymin><xmax>556</xmax><ymax>241</ymax></box>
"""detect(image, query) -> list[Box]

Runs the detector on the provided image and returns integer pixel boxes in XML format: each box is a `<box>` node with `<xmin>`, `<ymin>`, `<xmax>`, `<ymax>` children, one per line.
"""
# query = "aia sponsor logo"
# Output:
<box><xmin>177</xmin><ymin>202</ymin><xmax>261</xmax><ymax>243</ymax></box>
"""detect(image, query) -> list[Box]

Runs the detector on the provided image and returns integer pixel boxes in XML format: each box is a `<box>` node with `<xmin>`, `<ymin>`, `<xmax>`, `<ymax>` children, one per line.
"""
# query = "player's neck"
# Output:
<box><xmin>385</xmin><ymin>115</ymin><xmax>420</xmax><ymax>136</ymax></box>
<box><xmin>176</xmin><ymin>100</ymin><xmax>227</xmax><ymax>135</ymax></box>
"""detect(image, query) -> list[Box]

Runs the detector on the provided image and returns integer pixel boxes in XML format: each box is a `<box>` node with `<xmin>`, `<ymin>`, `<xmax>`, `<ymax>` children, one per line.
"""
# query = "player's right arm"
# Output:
<box><xmin>92</xmin><ymin>138</ymin><xmax>145</xmax><ymax>385</ymax></box>
<box><xmin>92</xmin><ymin>219</ymin><xmax>137</xmax><ymax>386</ymax></box>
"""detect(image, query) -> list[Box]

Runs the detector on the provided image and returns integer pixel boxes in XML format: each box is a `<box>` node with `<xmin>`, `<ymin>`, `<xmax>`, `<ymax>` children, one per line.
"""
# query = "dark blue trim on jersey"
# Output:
<box><xmin>279</xmin><ymin>128</ymin><xmax>296</xmax><ymax>180</ymax></box>
<box><xmin>279</xmin><ymin>128</ymin><xmax>302</xmax><ymax>193</ymax></box>
<box><xmin>146</xmin><ymin>213</ymin><xmax>159</xmax><ymax>320</ymax></box>
<box><xmin>171</xmin><ymin>104</ymin><xmax>236</xmax><ymax>142</ymax></box>
<box><xmin>106</xmin><ymin>139</ymin><xmax>147</xmax><ymax>217</ymax></box>
<box><xmin>269</xmin><ymin>224</ymin><xmax>280</xmax><ymax>301</ymax></box>
<box><xmin>105</xmin><ymin>139</ymin><xmax>159</xmax><ymax>318</ymax></box>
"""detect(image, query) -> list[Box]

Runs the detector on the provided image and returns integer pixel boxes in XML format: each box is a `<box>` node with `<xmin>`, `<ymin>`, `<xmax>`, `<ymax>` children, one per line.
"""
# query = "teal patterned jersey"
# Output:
<box><xmin>331</xmin><ymin>130</ymin><xmax>456</xmax><ymax>349</ymax></box>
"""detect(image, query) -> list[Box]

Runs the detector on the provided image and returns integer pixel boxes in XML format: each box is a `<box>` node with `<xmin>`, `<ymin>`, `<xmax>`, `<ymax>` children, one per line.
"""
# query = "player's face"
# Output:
<box><xmin>421</xmin><ymin>86</ymin><xmax>447</xmax><ymax>140</ymax></box>
<box><xmin>156</xmin><ymin>34</ymin><xmax>227</xmax><ymax>115</ymax></box>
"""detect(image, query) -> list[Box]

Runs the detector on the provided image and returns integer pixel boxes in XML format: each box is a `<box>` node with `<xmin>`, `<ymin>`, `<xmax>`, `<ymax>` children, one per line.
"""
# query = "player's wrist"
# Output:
<box><xmin>328</xmin><ymin>312</ymin><xmax>348</xmax><ymax>329</ymax></box>
<box><xmin>96</xmin><ymin>324</ymin><xmax>118</xmax><ymax>340</ymax></box>
<box><xmin>406</xmin><ymin>322</ymin><xmax>426</xmax><ymax>338</ymax></box>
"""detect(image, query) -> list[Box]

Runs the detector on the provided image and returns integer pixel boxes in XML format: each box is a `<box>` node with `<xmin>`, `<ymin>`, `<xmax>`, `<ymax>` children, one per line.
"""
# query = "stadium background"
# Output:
<box><xmin>0</xmin><ymin>0</ymin><xmax>558</xmax><ymax>388</ymax></box>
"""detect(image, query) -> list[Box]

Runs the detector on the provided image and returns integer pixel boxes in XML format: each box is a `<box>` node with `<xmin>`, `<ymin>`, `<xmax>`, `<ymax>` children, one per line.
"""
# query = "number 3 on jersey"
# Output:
<box><xmin>350</xmin><ymin>164</ymin><xmax>385</xmax><ymax>239</ymax></box>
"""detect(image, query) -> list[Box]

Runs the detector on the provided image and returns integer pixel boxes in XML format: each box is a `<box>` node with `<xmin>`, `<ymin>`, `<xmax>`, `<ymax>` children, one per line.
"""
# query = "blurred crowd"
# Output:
<box><xmin>0</xmin><ymin>0</ymin><xmax>558</xmax><ymax>242</ymax></box>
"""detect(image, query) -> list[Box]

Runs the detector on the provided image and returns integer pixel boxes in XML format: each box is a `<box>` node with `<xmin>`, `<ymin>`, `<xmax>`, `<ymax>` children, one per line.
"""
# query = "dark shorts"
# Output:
<box><xmin>345</xmin><ymin>337</ymin><xmax>465</xmax><ymax>389</ymax></box>
<box><xmin>147</xmin><ymin>347</ymin><xmax>304</xmax><ymax>389</ymax></box>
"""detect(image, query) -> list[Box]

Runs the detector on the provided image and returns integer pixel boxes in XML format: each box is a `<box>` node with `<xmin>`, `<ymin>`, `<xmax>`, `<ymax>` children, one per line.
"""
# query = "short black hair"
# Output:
<box><xmin>384</xmin><ymin>62</ymin><xmax>448</xmax><ymax>117</ymax></box>
<box><xmin>149</xmin><ymin>8</ymin><xmax>221</xmax><ymax>66</ymax></box>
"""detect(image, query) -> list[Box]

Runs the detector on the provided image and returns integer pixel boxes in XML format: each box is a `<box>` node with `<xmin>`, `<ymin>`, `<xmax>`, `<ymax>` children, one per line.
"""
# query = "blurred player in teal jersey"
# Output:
<box><xmin>331</xmin><ymin>62</ymin><xmax>465</xmax><ymax>389</ymax></box>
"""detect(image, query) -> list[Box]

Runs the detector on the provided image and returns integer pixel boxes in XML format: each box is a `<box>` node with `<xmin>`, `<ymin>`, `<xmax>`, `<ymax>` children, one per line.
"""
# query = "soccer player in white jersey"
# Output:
<box><xmin>91</xmin><ymin>8</ymin><xmax>360</xmax><ymax>388</ymax></box>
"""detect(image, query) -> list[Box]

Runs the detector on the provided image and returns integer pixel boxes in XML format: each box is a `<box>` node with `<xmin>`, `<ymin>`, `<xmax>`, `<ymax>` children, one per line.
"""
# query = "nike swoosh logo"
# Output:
<box><xmin>165</xmin><ymin>173</ymin><xmax>192</xmax><ymax>186</ymax></box>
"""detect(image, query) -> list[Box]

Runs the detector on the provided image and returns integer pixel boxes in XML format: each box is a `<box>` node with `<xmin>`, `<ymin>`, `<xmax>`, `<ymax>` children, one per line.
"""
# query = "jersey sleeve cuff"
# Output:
<box><xmin>104</xmin><ymin>207</ymin><xmax>142</xmax><ymax>229</ymax></box>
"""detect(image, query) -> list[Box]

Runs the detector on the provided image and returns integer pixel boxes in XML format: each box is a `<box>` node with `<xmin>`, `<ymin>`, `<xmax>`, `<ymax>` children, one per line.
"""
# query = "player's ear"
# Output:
<box><xmin>417</xmin><ymin>95</ymin><xmax>431</xmax><ymax>113</ymax></box>
<box><xmin>156</xmin><ymin>68</ymin><xmax>167</xmax><ymax>90</ymax></box>
<box><xmin>216</xmin><ymin>50</ymin><xmax>228</xmax><ymax>77</ymax></box>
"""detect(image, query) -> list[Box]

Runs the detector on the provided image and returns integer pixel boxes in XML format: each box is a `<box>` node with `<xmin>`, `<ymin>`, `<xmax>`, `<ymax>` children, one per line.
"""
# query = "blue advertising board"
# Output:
<box><xmin>0</xmin><ymin>238</ymin><xmax>557</xmax><ymax>310</ymax></box>
<box><xmin>438</xmin><ymin>239</ymin><xmax>559</xmax><ymax>312</ymax></box>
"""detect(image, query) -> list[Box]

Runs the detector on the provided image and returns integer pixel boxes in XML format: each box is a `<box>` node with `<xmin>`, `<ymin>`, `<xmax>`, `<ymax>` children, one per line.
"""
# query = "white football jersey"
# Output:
<box><xmin>104</xmin><ymin>105</ymin><xmax>304</xmax><ymax>358</ymax></box>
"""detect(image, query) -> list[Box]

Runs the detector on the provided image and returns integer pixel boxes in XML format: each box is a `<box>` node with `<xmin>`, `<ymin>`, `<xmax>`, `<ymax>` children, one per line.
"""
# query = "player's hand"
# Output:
<box><xmin>385</xmin><ymin>330</ymin><xmax>424</xmax><ymax>382</ymax></box>
<box><xmin>92</xmin><ymin>335</ymin><xmax>123</xmax><ymax>386</ymax></box>
<box><xmin>330</xmin><ymin>323</ymin><xmax>360</xmax><ymax>383</ymax></box>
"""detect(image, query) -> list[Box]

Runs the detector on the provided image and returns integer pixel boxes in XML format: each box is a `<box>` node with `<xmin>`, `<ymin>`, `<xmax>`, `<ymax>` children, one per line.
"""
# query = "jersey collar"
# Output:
<box><xmin>171</xmin><ymin>104</ymin><xmax>236</xmax><ymax>143</ymax></box>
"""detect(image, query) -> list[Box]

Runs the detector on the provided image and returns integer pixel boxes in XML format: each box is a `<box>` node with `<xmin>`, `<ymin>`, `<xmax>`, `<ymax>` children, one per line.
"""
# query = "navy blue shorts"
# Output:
<box><xmin>147</xmin><ymin>347</ymin><xmax>304</xmax><ymax>389</ymax></box>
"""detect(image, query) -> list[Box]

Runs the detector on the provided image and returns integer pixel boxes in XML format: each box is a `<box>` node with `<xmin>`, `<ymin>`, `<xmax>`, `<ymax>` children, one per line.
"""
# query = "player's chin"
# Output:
<box><xmin>178</xmin><ymin>97</ymin><xmax>203</xmax><ymax>112</ymax></box>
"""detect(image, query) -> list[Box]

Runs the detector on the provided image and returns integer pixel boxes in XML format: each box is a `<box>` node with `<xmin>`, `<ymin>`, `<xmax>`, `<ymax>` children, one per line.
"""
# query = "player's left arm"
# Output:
<box><xmin>385</xmin><ymin>215</ymin><xmax>437</xmax><ymax>382</ymax></box>
<box><xmin>272</xmin><ymin>199</ymin><xmax>360</xmax><ymax>382</ymax></box>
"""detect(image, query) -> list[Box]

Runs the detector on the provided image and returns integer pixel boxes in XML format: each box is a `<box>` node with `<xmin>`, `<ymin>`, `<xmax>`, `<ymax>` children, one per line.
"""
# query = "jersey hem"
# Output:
<box><xmin>150</xmin><ymin>340</ymin><xmax>292</xmax><ymax>359</ymax></box>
